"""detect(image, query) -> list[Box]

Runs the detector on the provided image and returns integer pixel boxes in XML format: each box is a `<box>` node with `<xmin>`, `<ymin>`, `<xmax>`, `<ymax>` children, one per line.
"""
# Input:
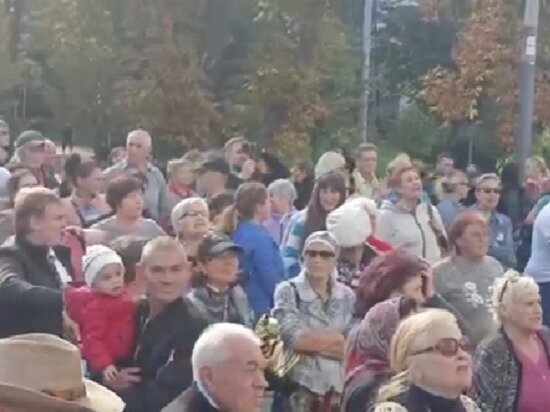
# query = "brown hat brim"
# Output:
<box><xmin>0</xmin><ymin>379</ymin><xmax>125</xmax><ymax>412</ymax></box>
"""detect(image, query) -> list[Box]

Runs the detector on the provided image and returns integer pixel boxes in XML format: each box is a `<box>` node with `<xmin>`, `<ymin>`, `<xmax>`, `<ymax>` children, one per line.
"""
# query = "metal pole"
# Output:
<box><xmin>517</xmin><ymin>0</ymin><xmax>540</xmax><ymax>182</ymax></box>
<box><xmin>360</xmin><ymin>0</ymin><xmax>373</xmax><ymax>142</ymax></box>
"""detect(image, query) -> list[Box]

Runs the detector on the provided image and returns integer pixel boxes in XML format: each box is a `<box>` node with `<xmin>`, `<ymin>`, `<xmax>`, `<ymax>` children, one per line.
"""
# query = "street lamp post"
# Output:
<box><xmin>360</xmin><ymin>0</ymin><xmax>373</xmax><ymax>142</ymax></box>
<box><xmin>517</xmin><ymin>0</ymin><xmax>540</xmax><ymax>182</ymax></box>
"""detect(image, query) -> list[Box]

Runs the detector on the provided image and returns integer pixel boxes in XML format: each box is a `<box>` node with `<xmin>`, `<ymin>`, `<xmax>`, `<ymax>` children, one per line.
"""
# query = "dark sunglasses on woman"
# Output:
<box><xmin>413</xmin><ymin>337</ymin><xmax>472</xmax><ymax>357</ymax></box>
<box><xmin>304</xmin><ymin>250</ymin><xmax>336</xmax><ymax>259</ymax></box>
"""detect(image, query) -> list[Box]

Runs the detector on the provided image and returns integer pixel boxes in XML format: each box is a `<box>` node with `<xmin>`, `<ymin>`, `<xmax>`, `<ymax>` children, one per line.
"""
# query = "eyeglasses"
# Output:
<box><xmin>304</xmin><ymin>250</ymin><xmax>336</xmax><ymax>259</ymax></box>
<box><xmin>478</xmin><ymin>188</ymin><xmax>501</xmax><ymax>194</ymax></box>
<box><xmin>413</xmin><ymin>337</ymin><xmax>472</xmax><ymax>357</ymax></box>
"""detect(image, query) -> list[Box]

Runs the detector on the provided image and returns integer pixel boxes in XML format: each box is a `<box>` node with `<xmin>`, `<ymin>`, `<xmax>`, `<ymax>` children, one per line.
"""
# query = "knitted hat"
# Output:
<box><xmin>314</xmin><ymin>151</ymin><xmax>346</xmax><ymax>179</ymax></box>
<box><xmin>326</xmin><ymin>197</ymin><xmax>375</xmax><ymax>247</ymax></box>
<box><xmin>15</xmin><ymin>130</ymin><xmax>45</xmax><ymax>148</ymax></box>
<box><xmin>82</xmin><ymin>245</ymin><xmax>124</xmax><ymax>287</ymax></box>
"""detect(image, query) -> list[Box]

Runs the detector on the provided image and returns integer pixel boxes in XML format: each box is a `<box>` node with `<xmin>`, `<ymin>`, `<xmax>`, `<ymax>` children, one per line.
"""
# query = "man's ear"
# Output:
<box><xmin>199</xmin><ymin>365</ymin><xmax>214</xmax><ymax>388</ymax></box>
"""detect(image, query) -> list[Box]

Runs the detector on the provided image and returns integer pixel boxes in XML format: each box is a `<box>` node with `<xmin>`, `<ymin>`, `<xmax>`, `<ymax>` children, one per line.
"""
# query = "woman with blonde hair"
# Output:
<box><xmin>472</xmin><ymin>271</ymin><xmax>550</xmax><ymax>411</ymax></box>
<box><xmin>373</xmin><ymin>309</ymin><xmax>479</xmax><ymax>412</ymax></box>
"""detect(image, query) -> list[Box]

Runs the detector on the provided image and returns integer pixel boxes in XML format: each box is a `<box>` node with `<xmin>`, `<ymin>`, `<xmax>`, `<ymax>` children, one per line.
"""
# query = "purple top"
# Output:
<box><xmin>516</xmin><ymin>337</ymin><xmax>550</xmax><ymax>412</ymax></box>
<box><xmin>264</xmin><ymin>210</ymin><xmax>296</xmax><ymax>246</ymax></box>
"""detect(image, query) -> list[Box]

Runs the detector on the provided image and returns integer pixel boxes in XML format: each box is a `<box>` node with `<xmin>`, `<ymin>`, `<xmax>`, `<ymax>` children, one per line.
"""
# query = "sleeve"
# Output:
<box><xmin>272</xmin><ymin>281</ymin><xmax>306</xmax><ymax>348</ymax></box>
<box><xmin>150</xmin><ymin>220</ymin><xmax>167</xmax><ymax>238</ymax></box>
<box><xmin>281</xmin><ymin>216</ymin><xmax>304</xmax><ymax>278</ymax></box>
<box><xmin>471</xmin><ymin>345</ymin><xmax>499</xmax><ymax>412</ymax></box>
<box><xmin>377</xmin><ymin>211</ymin><xmax>395</xmax><ymax>245</ymax></box>
<box><xmin>0</xmin><ymin>256</ymin><xmax>63</xmax><ymax>314</ymax></box>
<box><xmin>120</xmin><ymin>317</ymin><xmax>209</xmax><ymax>412</ymax></box>
<box><xmin>251</xmin><ymin>235</ymin><xmax>285</xmax><ymax>306</ymax></box>
<box><xmin>80</xmin><ymin>301</ymin><xmax>114</xmax><ymax>373</ymax></box>
<box><xmin>157</xmin><ymin>171</ymin><xmax>172</xmax><ymax>224</ymax></box>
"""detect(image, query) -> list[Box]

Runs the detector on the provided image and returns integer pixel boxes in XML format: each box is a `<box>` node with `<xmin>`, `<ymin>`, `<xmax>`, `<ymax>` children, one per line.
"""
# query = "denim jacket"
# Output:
<box><xmin>272</xmin><ymin>271</ymin><xmax>355</xmax><ymax>395</ymax></box>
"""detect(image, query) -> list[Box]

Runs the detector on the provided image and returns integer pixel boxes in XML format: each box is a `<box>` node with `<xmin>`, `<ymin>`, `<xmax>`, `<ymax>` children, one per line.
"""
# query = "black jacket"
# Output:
<box><xmin>121</xmin><ymin>297</ymin><xmax>209</xmax><ymax>412</ymax></box>
<box><xmin>0</xmin><ymin>236</ymin><xmax>68</xmax><ymax>338</ymax></box>
<box><xmin>161</xmin><ymin>384</ymin><xmax>219</xmax><ymax>412</ymax></box>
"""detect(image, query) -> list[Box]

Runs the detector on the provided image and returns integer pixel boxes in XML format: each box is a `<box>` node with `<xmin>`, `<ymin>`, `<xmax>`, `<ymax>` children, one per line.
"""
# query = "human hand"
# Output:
<box><xmin>103</xmin><ymin>367</ymin><xmax>141</xmax><ymax>390</ymax></box>
<box><xmin>103</xmin><ymin>365</ymin><xmax>119</xmax><ymax>384</ymax></box>
<box><xmin>241</xmin><ymin>159</ymin><xmax>256</xmax><ymax>180</ymax></box>
<box><xmin>62</xmin><ymin>311</ymin><xmax>80</xmax><ymax>345</ymax></box>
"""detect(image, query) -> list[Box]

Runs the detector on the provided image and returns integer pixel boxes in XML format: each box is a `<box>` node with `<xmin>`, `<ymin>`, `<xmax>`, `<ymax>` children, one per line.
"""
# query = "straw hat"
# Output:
<box><xmin>0</xmin><ymin>334</ymin><xmax>124</xmax><ymax>411</ymax></box>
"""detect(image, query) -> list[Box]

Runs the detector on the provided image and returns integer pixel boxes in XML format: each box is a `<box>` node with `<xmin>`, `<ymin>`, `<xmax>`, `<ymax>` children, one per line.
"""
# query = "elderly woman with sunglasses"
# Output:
<box><xmin>273</xmin><ymin>231</ymin><xmax>355</xmax><ymax>410</ymax></box>
<box><xmin>472</xmin><ymin>173</ymin><xmax>516</xmax><ymax>269</ymax></box>
<box><xmin>374</xmin><ymin>309</ymin><xmax>479</xmax><ymax>412</ymax></box>
<box><xmin>472</xmin><ymin>271</ymin><xmax>550</xmax><ymax>412</ymax></box>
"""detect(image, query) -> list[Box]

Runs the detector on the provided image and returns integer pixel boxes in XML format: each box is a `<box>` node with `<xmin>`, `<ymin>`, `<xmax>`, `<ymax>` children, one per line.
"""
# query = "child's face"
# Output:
<box><xmin>92</xmin><ymin>263</ymin><xmax>125</xmax><ymax>297</ymax></box>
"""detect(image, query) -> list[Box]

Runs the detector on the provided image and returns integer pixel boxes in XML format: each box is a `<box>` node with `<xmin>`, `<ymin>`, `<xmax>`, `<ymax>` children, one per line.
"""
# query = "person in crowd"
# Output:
<box><xmin>109</xmin><ymin>146</ymin><xmax>126</xmax><ymax>166</ymax></box>
<box><xmin>198</xmin><ymin>157</ymin><xmax>234</xmax><ymax>198</ymax></box>
<box><xmin>273</xmin><ymin>231</ymin><xmax>355</xmax><ymax>410</ymax></box>
<box><xmin>62</xmin><ymin>153</ymin><xmax>111</xmax><ymax>227</ymax></box>
<box><xmin>471</xmin><ymin>173</ymin><xmax>516</xmax><ymax>268</ymax></box>
<box><xmin>208</xmin><ymin>190</ymin><xmax>235</xmax><ymax>232</ymax></box>
<box><xmin>0</xmin><ymin>120</ymin><xmax>11</xmax><ymax>197</ymax></box>
<box><xmin>342</xmin><ymin>296</ymin><xmax>417</xmax><ymax>412</ymax></box>
<box><xmin>434</xmin><ymin>211</ymin><xmax>503</xmax><ymax>346</ymax></box>
<box><xmin>0</xmin><ymin>333</ymin><xmax>125</xmax><ymax>411</ymax></box>
<box><xmin>352</xmin><ymin>143</ymin><xmax>379</xmax><ymax>199</ymax></box>
<box><xmin>65</xmin><ymin>245</ymin><xmax>136</xmax><ymax>382</ymax></box>
<box><xmin>257</xmin><ymin>151</ymin><xmax>289</xmax><ymax>187</ymax></box>
<box><xmin>182</xmin><ymin>148</ymin><xmax>205</xmax><ymax>170</ymax></box>
<box><xmin>162</xmin><ymin>323</ymin><xmax>267</xmax><ymax>412</ymax></box>
<box><xmin>91</xmin><ymin>175</ymin><xmax>165</xmax><ymax>242</ymax></box>
<box><xmin>314</xmin><ymin>151</ymin><xmax>346</xmax><ymax>180</ymax></box>
<box><xmin>472</xmin><ymin>271</ymin><xmax>550</xmax><ymax>411</ymax></box>
<box><xmin>437</xmin><ymin>170</ymin><xmax>469</xmax><ymax>230</ymax></box>
<box><xmin>231</xmin><ymin>182</ymin><xmax>285</xmax><ymax>318</ymax></box>
<box><xmin>378</xmin><ymin>165</ymin><xmax>445</xmax><ymax>264</ymax></box>
<box><xmin>498</xmin><ymin>163</ymin><xmax>525</xmax><ymax>229</ymax></box>
<box><xmin>524</xmin><ymin>156</ymin><xmax>548</xmax><ymax>203</ymax></box>
<box><xmin>188</xmin><ymin>233</ymin><xmax>253</xmax><ymax>327</ymax></box>
<box><xmin>0</xmin><ymin>187</ymin><xmax>73</xmax><ymax>338</ymax></box>
<box><xmin>0</xmin><ymin>168</ymin><xmax>38</xmax><ymax>243</ymax></box>
<box><xmin>109</xmin><ymin>237</ymin><xmax>208</xmax><ymax>412</ymax></box>
<box><xmin>61</xmin><ymin>124</ymin><xmax>74</xmax><ymax>153</ymax></box>
<box><xmin>327</xmin><ymin>196</ymin><xmax>392</xmax><ymax>289</ymax></box>
<box><xmin>104</xmin><ymin>129</ymin><xmax>170</xmax><ymax>223</ymax></box>
<box><xmin>436</xmin><ymin>152</ymin><xmax>455</xmax><ymax>177</ymax></box>
<box><xmin>43</xmin><ymin>139</ymin><xmax>57</xmax><ymax>169</ymax></box>
<box><xmin>109</xmin><ymin>235</ymin><xmax>149</xmax><ymax>299</ymax></box>
<box><xmin>525</xmin><ymin>201</ymin><xmax>550</xmax><ymax>327</ymax></box>
<box><xmin>354</xmin><ymin>248</ymin><xmax>457</xmax><ymax>322</ymax></box>
<box><xmin>224</xmin><ymin>136</ymin><xmax>255</xmax><ymax>180</ymax></box>
<box><xmin>282</xmin><ymin>171</ymin><xmax>346</xmax><ymax>278</ymax></box>
<box><xmin>462</xmin><ymin>163</ymin><xmax>480</xmax><ymax>207</ymax></box>
<box><xmin>264</xmin><ymin>178</ymin><xmax>297</xmax><ymax>246</ymax></box>
<box><xmin>293</xmin><ymin>159</ymin><xmax>314</xmax><ymax>210</ymax></box>
<box><xmin>7</xmin><ymin>130</ymin><xmax>58</xmax><ymax>190</ymax></box>
<box><xmin>171</xmin><ymin>197</ymin><xmax>209</xmax><ymax>269</ymax></box>
<box><xmin>166</xmin><ymin>158</ymin><xmax>196</xmax><ymax>211</ymax></box>
<box><xmin>373</xmin><ymin>309</ymin><xmax>478</xmax><ymax>412</ymax></box>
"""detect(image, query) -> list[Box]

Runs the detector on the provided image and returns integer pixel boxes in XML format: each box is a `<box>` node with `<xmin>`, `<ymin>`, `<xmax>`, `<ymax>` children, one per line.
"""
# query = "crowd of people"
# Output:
<box><xmin>0</xmin><ymin>118</ymin><xmax>549</xmax><ymax>411</ymax></box>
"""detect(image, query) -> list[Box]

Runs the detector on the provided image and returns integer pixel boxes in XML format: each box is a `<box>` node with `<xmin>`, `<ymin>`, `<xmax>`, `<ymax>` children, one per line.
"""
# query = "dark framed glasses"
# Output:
<box><xmin>304</xmin><ymin>250</ymin><xmax>336</xmax><ymax>260</ymax></box>
<box><xmin>478</xmin><ymin>188</ymin><xmax>502</xmax><ymax>194</ymax></box>
<box><xmin>413</xmin><ymin>337</ymin><xmax>472</xmax><ymax>357</ymax></box>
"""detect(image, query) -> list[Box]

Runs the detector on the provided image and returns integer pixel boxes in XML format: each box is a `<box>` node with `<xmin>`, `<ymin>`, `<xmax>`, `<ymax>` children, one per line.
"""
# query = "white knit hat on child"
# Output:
<box><xmin>326</xmin><ymin>197</ymin><xmax>376</xmax><ymax>247</ymax></box>
<box><xmin>82</xmin><ymin>245</ymin><xmax>124</xmax><ymax>287</ymax></box>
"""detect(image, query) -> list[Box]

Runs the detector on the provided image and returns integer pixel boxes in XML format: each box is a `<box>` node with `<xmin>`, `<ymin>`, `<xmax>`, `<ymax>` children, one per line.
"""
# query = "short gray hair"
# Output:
<box><xmin>140</xmin><ymin>236</ymin><xmax>186</xmax><ymax>266</ymax></box>
<box><xmin>171</xmin><ymin>197</ymin><xmax>209</xmax><ymax>234</ymax></box>
<box><xmin>192</xmin><ymin>323</ymin><xmax>261</xmax><ymax>396</ymax></box>
<box><xmin>491</xmin><ymin>270</ymin><xmax>540</xmax><ymax>323</ymax></box>
<box><xmin>127</xmin><ymin>129</ymin><xmax>152</xmax><ymax>148</ymax></box>
<box><xmin>268</xmin><ymin>179</ymin><xmax>297</xmax><ymax>202</ymax></box>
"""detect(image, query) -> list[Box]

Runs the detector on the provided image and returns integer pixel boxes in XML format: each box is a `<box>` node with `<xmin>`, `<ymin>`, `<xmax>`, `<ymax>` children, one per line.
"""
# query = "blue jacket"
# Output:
<box><xmin>233</xmin><ymin>221</ymin><xmax>285</xmax><ymax>318</ymax></box>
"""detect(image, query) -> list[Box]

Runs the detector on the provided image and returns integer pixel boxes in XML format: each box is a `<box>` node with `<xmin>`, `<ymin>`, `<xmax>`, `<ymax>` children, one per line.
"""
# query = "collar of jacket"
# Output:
<box><xmin>292</xmin><ymin>270</ymin><xmax>346</xmax><ymax>302</ymax></box>
<box><xmin>119</xmin><ymin>159</ymin><xmax>154</xmax><ymax>173</ymax></box>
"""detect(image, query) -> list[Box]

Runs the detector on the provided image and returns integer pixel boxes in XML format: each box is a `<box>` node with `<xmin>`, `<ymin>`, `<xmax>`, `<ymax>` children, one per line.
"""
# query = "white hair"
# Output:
<box><xmin>268</xmin><ymin>179</ymin><xmax>297</xmax><ymax>202</ymax></box>
<box><xmin>171</xmin><ymin>197</ymin><xmax>208</xmax><ymax>235</ymax></box>
<box><xmin>127</xmin><ymin>129</ymin><xmax>152</xmax><ymax>148</ymax></box>
<box><xmin>192</xmin><ymin>323</ymin><xmax>261</xmax><ymax>402</ymax></box>
<box><xmin>491</xmin><ymin>270</ymin><xmax>540</xmax><ymax>323</ymax></box>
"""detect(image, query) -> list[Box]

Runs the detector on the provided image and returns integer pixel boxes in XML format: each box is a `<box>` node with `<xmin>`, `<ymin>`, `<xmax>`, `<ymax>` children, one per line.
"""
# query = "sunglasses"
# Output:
<box><xmin>478</xmin><ymin>188</ymin><xmax>501</xmax><ymax>194</ymax></box>
<box><xmin>304</xmin><ymin>250</ymin><xmax>336</xmax><ymax>259</ymax></box>
<box><xmin>413</xmin><ymin>337</ymin><xmax>472</xmax><ymax>357</ymax></box>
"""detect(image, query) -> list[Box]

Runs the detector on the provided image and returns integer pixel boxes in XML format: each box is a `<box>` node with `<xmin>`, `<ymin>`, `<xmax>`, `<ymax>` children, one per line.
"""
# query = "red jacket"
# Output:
<box><xmin>66</xmin><ymin>287</ymin><xmax>137</xmax><ymax>373</ymax></box>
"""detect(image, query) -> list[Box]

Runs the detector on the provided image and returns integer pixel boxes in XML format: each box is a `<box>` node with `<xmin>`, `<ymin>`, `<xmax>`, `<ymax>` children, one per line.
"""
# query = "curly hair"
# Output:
<box><xmin>355</xmin><ymin>248</ymin><xmax>429</xmax><ymax>318</ymax></box>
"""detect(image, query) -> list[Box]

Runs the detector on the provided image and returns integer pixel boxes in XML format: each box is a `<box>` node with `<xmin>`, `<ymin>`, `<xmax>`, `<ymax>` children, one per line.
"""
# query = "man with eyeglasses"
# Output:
<box><xmin>471</xmin><ymin>173</ymin><xmax>516</xmax><ymax>268</ymax></box>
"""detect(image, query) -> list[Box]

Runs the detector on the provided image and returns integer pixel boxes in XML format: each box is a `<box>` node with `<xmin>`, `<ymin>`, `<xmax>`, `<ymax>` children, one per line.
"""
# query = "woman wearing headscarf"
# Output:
<box><xmin>342</xmin><ymin>296</ymin><xmax>417</xmax><ymax>412</ymax></box>
<box><xmin>273</xmin><ymin>231</ymin><xmax>355</xmax><ymax>411</ymax></box>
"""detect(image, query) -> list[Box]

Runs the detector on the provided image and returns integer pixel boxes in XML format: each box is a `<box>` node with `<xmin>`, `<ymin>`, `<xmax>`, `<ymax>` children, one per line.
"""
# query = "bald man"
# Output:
<box><xmin>104</xmin><ymin>130</ymin><xmax>170</xmax><ymax>223</ymax></box>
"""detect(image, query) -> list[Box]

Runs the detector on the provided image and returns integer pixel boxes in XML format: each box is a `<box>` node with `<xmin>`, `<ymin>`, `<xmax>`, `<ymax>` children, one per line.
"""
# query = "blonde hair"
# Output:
<box><xmin>140</xmin><ymin>236</ymin><xmax>186</xmax><ymax>266</ymax></box>
<box><xmin>526</xmin><ymin>156</ymin><xmax>548</xmax><ymax>177</ymax></box>
<box><xmin>167</xmin><ymin>158</ymin><xmax>193</xmax><ymax>180</ymax></box>
<box><xmin>386</xmin><ymin>153</ymin><xmax>412</xmax><ymax>177</ymax></box>
<box><xmin>378</xmin><ymin>309</ymin><xmax>458</xmax><ymax>403</ymax></box>
<box><xmin>490</xmin><ymin>270</ymin><xmax>540</xmax><ymax>323</ymax></box>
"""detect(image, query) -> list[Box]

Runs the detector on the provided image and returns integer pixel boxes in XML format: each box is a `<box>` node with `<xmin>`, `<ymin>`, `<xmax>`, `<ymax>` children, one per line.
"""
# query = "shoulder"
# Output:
<box><xmin>90</xmin><ymin>217</ymin><xmax>114</xmax><ymax>230</ymax></box>
<box><xmin>432</xmin><ymin>257</ymin><xmax>453</xmax><ymax>273</ymax></box>
<box><xmin>373</xmin><ymin>402</ymin><xmax>408</xmax><ymax>412</ymax></box>
<box><xmin>476</xmin><ymin>331</ymin><xmax>509</xmax><ymax>357</ymax></box>
<box><xmin>495</xmin><ymin>213</ymin><xmax>512</xmax><ymax>226</ymax></box>
<box><xmin>483</xmin><ymin>256</ymin><xmax>504</xmax><ymax>273</ymax></box>
<box><xmin>182</xmin><ymin>297</ymin><xmax>210</xmax><ymax>330</ymax></box>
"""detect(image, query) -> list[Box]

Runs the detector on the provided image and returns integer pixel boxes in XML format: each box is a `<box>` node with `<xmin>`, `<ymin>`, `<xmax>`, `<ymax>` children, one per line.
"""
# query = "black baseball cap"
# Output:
<box><xmin>198</xmin><ymin>233</ymin><xmax>243</xmax><ymax>262</ymax></box>
<box><xmin>199</xmin><ymin>157</ymin><xmax>230</xmax><ymax>176</ymax></box>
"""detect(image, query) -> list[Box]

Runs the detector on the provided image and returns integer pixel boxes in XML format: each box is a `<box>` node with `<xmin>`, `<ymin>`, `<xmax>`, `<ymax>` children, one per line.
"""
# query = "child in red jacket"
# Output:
<box><xmin>66</xmin><ymin>244</ymin><xmax>137</xmax><ymax>384</ymax></box>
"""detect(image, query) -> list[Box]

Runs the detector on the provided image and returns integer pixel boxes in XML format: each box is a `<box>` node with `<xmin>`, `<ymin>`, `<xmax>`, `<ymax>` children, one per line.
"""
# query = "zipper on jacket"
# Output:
<box><xmin>411</xmin><ymin>208</ymin><xmax>427</xmax><ymax>258</ymax></box>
